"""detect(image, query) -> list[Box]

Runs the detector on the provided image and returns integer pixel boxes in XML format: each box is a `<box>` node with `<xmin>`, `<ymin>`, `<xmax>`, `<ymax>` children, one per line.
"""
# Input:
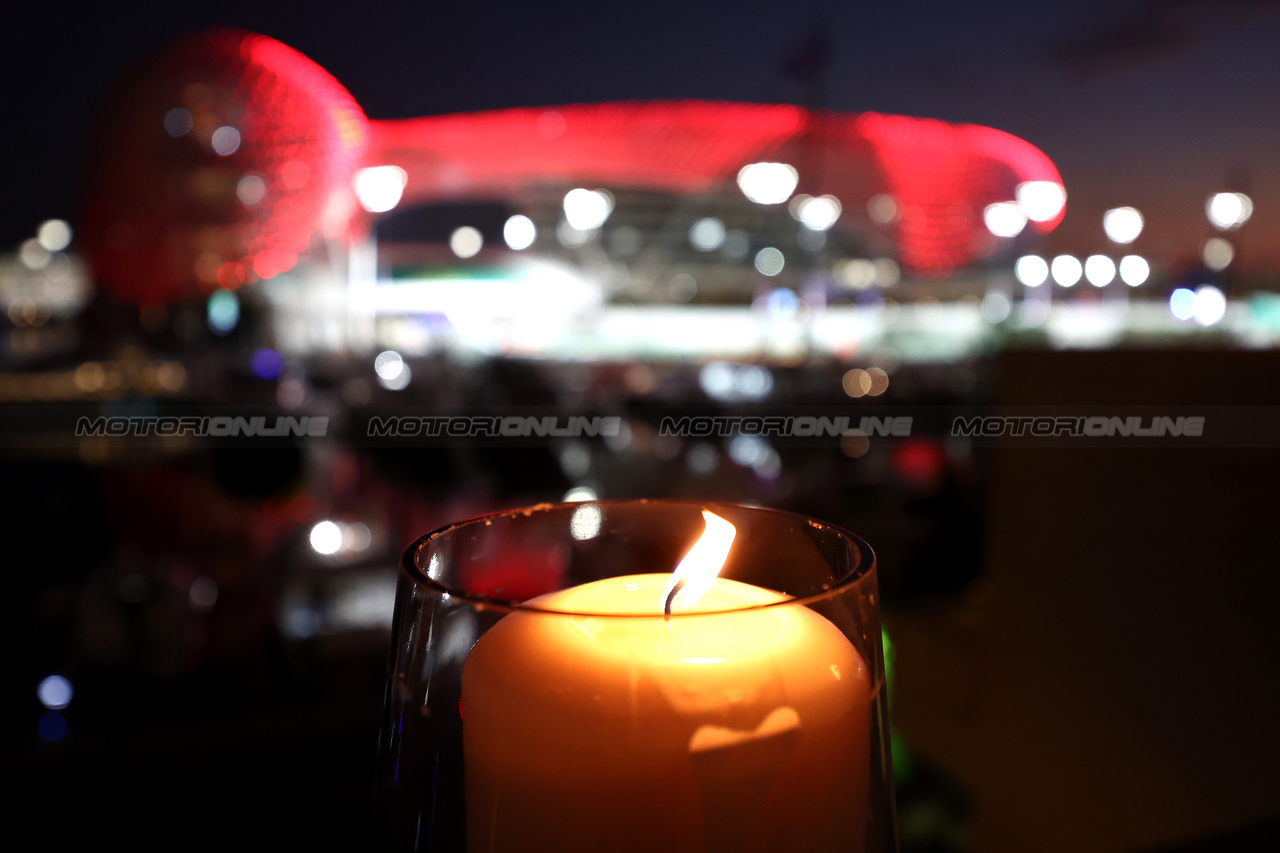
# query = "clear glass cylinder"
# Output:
<box><xmin>375</xmin><ymin>500</ymin><xmax>897</xmax><ymax>852</ymax></box>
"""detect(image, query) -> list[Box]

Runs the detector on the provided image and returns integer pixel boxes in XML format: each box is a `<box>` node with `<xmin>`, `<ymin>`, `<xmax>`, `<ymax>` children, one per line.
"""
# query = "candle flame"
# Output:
<box><xmin>662</xmin><ymin>510</ymin><xmax>736</xmax><ymax>614</ymax></box>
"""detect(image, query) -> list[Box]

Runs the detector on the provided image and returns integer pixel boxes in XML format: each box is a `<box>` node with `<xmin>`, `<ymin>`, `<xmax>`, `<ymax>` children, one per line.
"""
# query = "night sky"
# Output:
<box><xmin>8</xmin><ymin>0</ymin><xmax>1280</xmax><ymax>271</ymax></box>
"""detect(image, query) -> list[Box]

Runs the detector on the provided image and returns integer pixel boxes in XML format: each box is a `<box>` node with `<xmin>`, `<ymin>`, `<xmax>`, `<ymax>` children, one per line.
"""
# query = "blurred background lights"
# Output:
<box><xmin>309</xmin><ymin>520</ymin><xmax>343</xmax><ymax>555</ymax></box>
<box><xmin>563</xmin><ymin>188</ymin><xmax>613</xmax><ymax>230</ymax></box>
<box><xmin>797</xmin><ymin>195</ymin><xmax>842</xmax><ymax>231</ymax></box>
<box><xmin>867</xmin><ymin>193</ymin><xmax>898</xmax><ymax>224</ymax></box>
<box><xmin>236</xmin><ymin>174</ymin><xmax>267</xmax><ymax>205</ymax></box>
<box><xmin>353</xmin><ymin>165</ymin><xmax>408</xmax><ymax>213</ymax></box>
<box><xmin>374</xmin><ymin>350</ymin><xmax>410</xmax><ymax>390</ymax></box>
<box><xmin>689</xmin><ymin>217</ymin><xmax>726</xmax><ymax>251</ymax></box>
<box><xmin>1203</xmin><ymin>237</ymin><xmax>1234</xmax><ymax>271</ymax></box>
<box><xmin>1192</xmin><ymin>285</ymin><xmax>1227</xmax><ymax>326</ymax></box>
<box><xmin>502</xmin><ymin>215</ymin><xmax>536</xmax><ymax>250</ymax></box>
<box><xmin>563</xmin><ymin>485</ymin><xmax>598</xmax><ymax>503</ymax></box>
<box><xmin>449</xmin><ymin>226</ymin><xmax>483</xmax><ymax>259</ymax></box>
<box><xmin>843</xmin><ymin>367</ymin><xmax>889</xmax><ymax>397</ymax></box>
<box><xmin>36</xmin><ymin>219</ymin><xmax>72</xmax><ymax>252</ymax></box>
<box><xmin>754</xmin><ymin>247</ymin><xmax>785</xmax><ymax>276</ymax></box>
<box><xmin>736</xmin><ymin>162</ymin><xmax>798</xmax><ymax>205</ymax></box>
<box><xmin>189</xmin><ymin>576</ymin><xmax>218</xmax><ymax>611</ymax></box>
<box><xmin>250</xmin><ymin>347</ymin><xmax>285</xmax><ymax>380</ymax></box>
<box><xmin>981</xmin><ymin>291</ymin><xmax>1012</xmax><ymax>323</ymax></box>
<box><xmin>728</xmin><ymin>434</ymin><xmax>770</xmax><ymax>467</ymax></box>
<box><xmin>1119</xmin><ymin>255</ymin><xmax>1150</xmax><ymax>286</ymax></box>
<box><xmin>1084</xmin><ymin>255</ymin><xmax>1116</xmax><ymax>287</ymax></box>
<box><xmin>1102</xmin><ymin>207</ymin><xmax>1144</xmax><ymax>243</ymax></box>
<box><xmin>569</xmin><ymin>503</ymin><xmax>603</xmax><ymax>540</ymax></box>
<box><xmin>699</xmin><ymin>362</ymin><xmax>773</xmax><ymax>402</ymax></box>
<box><xmin>1015</xmin><ymin>181</ymin><xmax>1067</xmax><ymax>222</ymax></box>
<box><xmin>983</xmin><ymin>201</ymin><xmax>1027</xmax><ymax>238</ymax></box>
<box><xmin>18</xmin><ymin>239</ymin><xmax>50</xmax><ymax>270</ymax></box>
<box><xmin>1206</xmin><ymin>192</ymin><xmax>1252</xmax><ymax>230</ymax></box>
<box><xmin>37</xmin><ymin>675</ymin><xmax>74</xmax><ymax>710</ymax></box>
<box><xmin>163</xmin><ymin>106</ymin><xmax>193</xmax><ymax>137</ymax></box>
<box><xmin>1050</xmin><ymin>254</ymin><xmax>1082</xmax><ymax>287</ymax></box>
<box><xmin>210</xmin><ymin>126</ymin><xmax>241</xmax><ymax>156</ymax></box>
<box><xmin>1169</xmin><ymin>288</ymin><xmax>1197</xmax><ymax>321</ymax></box>
<box><xmin>207</xmin><ymin>291</ymin><xmax>239</xmax><ymax>335</ymax></box>
<box><xmin>1015</xmin><ymin>255</ymin><xmax>1049</xmax><ymax>287</ymax></box>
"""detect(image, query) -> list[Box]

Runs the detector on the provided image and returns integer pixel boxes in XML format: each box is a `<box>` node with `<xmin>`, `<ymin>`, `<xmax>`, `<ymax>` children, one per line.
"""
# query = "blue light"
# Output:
<box><xmin>37</xmin><ymin>675</ymin><xmax>73</xmax><ymax>710</ymax></box>
<box><xmin>1169</xmin><ymin>287</ymin><xmax>1196</xmax><ymax>321</ymax></box>
<box><xmin>764</xmin><ymin>288</ymin><xmax>799</xmax><ymax>318</ymax></box>
<box><xmin>208</xmin><ymin>291</ymin><xmax>240</xmax><ymax>336</ymax></box>
<box><xmin>250</xmin><ymin>348</ymin><xmax>284</xmax><ymax>380</ymax></box>
<box><xmin>38</xmin><ymin>711</ymin><xmax>67</xmax><ymax>741</ymax></box>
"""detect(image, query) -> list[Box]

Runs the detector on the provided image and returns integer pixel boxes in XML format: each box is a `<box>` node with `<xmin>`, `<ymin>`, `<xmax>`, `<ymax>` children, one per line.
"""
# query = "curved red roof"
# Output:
<box><xmin>372</xmin><ymin>101</ymin><xmax>1063</xmax><ymax>275</ymax></box>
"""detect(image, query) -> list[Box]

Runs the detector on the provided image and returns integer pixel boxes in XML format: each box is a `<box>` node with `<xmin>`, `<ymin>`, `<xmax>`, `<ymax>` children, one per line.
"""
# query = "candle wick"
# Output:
<box><xmin>664</xmin><ymin>578</ymin><xmax>687</xmax><ymax>620</ymax></box>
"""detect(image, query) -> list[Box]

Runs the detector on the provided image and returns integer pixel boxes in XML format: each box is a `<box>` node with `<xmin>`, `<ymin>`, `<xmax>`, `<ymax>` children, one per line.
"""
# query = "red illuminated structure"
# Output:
<box><xmin>81</xmin><ymin>29</ymin><xmax>369</xmax><ymax>305</ymax></box>
<box><xmin>82</xmin><ymin>30</ymin><xmax>1063</xmax><ymax>304</ymax></box>
<box><xmin>376</xmin><ymin>104</ymin><xmax>1063</xmax><ymax>276</ymax></box>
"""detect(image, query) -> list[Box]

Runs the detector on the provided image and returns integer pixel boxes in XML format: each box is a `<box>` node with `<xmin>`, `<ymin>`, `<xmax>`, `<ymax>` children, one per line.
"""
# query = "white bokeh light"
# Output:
<box><xmin>754</xmin><ymin>247</ymin><xmax>785</xmax><ymax>276</ymax></box>
<box><xmin>1015</xmin><ymin>255</ymin><xmax>1049</xmax><ymax>287</ymax></box>
<box><xmin>503</xmin><ymin>215</ymin><xmax>536</xmax><ymax>250</ymax></box>
<box><xmin>36</xmin><ymin>219</ymin><xmax>72</xmax><ymax>252</ymax></box>
<box><xmin>569</xmin><ymin>504</ymin><xmax>603</xmax><ymax>540</ymax></box>
<box><xmin>563</xmin><ymin>188</ymin><xmax>613</xmax><ymax>230</ymax></box>
<box><xmin>1118</xmin><ymin>255</ymin><xmax>1150</xmax><ymax>286</ymax></box>
<box><xmin>449</xmin><ymin>226</ymin><xmax>483</xmax><ymax>259</ymax></box>
<box><xmin>1016</xmin><ymin>181</ymin><xmax>1067</xmax><ymax>222</ymax></box>
<box><xmin>1206</xmin><ymin>192</ymin><xmax>1252</xmax><ymax>231</ymax></box>
<box><xmin>1050</xmin><ymin>254</ymin><xmax>1082</xmax><ymax>287</ymax></box>
<box><xmin>983</xmin><ymin>202</ymin><xmax>1027</xmax><ymax>238</ymax></box>
<box><xmin>1203</xmin><ymin>237</ymin><xmax>1233</xmax><ymax>271</ymax></box>
<box><xmin>353</xmin><ymin>166</ymin><xmax>408</xmax><ymax>213</ymax></box>
<box><xmin>310</xmin><ymin>521</ymin><xmax>343</xmax><ymax>555</ymax></box>
<box><xmin>689</xmin><ymin>217</ymin><xmax>726</xmax><ymax>251</ymax></box>
<box><xmin>211</xmin><ymin>126</ymin><xmax>241</xmax><ymax>156</ymax></box>
<box><xmin>374</xmin><ymin>350</ymin><xmax>404</xmax><ymax>381</ymax></box>
<box><xmin>797</xmin><ymin>195</ymin><xmax>842</xmax><ymax>231</ymax></box>
<box><xmin>1192</xmin><ymin>285</ymin><xmax>1227</xmax><ymax>326</ymax></box>
<box><xmin>737</xmin><ymin>162</ymin><xmax>799</xmax><ymax>205</ymax></box>
<box><xmin>236</xmin><ymin>175</ymin><xmax>266</xmax><ymax>206</ymax></box>
<box><xmin>1084</xmin><ymin>255</ymin><xmax>1116</xmax><ymax>287</ymax></box>
<box><xmin>1102</xmin><ymin>207</ymin><xmax>1144</xmax><ymax>243</ymax></box>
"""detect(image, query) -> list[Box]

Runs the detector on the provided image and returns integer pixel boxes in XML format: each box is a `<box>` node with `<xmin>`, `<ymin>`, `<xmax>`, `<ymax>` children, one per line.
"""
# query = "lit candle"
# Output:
<box><xmin>461</xmin><ymin>511</ymin><xmax>873</xmax><ymax>852</ymax></box>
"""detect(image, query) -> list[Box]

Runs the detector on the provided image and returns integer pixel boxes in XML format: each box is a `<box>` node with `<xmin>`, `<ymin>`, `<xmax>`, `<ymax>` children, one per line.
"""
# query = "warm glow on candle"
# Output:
<box><xmin>661</xmin><ymin>510</ymin><xmax>737</xmax><ymax>615</ymax></box>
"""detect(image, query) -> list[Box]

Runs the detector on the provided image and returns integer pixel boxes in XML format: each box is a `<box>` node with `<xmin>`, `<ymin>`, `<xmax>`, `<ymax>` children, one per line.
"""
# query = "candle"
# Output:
<box><xmin>461</xmin><ymin>511</ymin><xmax>873</xmax><ymax>852</ymax></box>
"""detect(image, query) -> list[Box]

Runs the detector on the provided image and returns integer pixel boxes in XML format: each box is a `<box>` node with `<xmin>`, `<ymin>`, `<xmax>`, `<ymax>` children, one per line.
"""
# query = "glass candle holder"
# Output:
<box><xmin>375</xmin><ymin>500</ymin><xmax>897</xmax><ymax>852</ymax></box>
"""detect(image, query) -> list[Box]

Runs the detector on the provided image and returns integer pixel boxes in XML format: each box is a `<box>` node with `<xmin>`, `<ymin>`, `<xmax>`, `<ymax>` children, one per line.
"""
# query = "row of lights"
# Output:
<box><xmin>1015</xmin><ymin>254</ymin><xmax>1150</xmax><ymax>288</ymax></box>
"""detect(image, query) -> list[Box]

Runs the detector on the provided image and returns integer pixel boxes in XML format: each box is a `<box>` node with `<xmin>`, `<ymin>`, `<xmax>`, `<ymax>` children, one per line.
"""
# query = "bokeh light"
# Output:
<box><xmin>503</xmin><ymin>215</ymin><xmax>536</xmax><ymax>250</ymax></box>
<box><xmin>1118</xmin><ymin>255</ymin><xmax>1150</xmax><ymax>286</ymax></box>
<box><xmin>1015</xmin><ymin>255</ymin><xmax>1049</xmax><ymax>287</ymax></box>
<box><xmin>983</xmin><ymin>201</ymin><xmax>1027</xmax><ymax>238</ymax></box>
<box><xmin>737</xmin><ymin>162</ymin><xmax>798</xmax><ymax>205</ymax></box>
<box><xmin>1016</xmin><ymin>181</ymin><xmax>1066</xmax><ymax>222</ymax></box>
<box><xmin>1084</xmin><ymin>255</ymin><xmax>1115</xmax><ymax>287</ymax></box>
<box><xmin>449</xmin><ymin>226</ymin><xmax>483</xmax><ymax>259</ymax></box>
<box><xmin>1050</xmin><ymin>254</ymin><xmax>1082</xmax><ymax>287</ymax></box>
<box><xmin>1102</xmin><ymin>207</ymin><xmax>1143</xmax><ymax>243</ymax></box>
<box><xmin>1206</xmin><ymin>192</ymin><xmax>1252</xmax><ymax>231</ymax></box>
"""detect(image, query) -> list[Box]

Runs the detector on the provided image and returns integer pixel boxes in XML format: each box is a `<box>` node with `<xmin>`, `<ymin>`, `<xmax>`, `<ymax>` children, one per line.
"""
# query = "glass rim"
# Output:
<box><xmin>400</xmin><ymin>499</ymin><xmax>876</xmax><ymax>619</ymax></box>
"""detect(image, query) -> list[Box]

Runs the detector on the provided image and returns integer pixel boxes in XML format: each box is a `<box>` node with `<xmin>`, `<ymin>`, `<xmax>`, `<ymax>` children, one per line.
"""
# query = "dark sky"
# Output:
<box><xmin>7</xmin><ymin>0</ymin><xmax>1280</xmax><ymax>270</ymax></box>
